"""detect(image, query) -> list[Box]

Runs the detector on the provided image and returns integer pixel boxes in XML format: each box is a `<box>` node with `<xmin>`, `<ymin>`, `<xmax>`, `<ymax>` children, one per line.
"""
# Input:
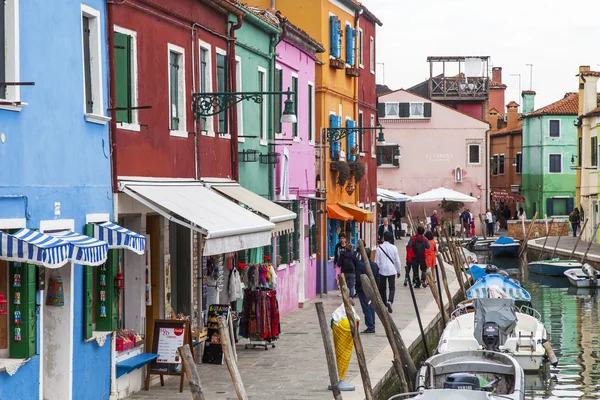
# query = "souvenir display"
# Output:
<box><xmin>13</xmin><ymin>263</ymin><xmax>23</xmax><ymax>342</ymax></box>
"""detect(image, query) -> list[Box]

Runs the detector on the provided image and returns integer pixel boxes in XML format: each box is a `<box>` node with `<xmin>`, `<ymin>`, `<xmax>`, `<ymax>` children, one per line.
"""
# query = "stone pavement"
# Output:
<box><xmin>127</xmin><ymin>242</ymin><xmax>460</xmax><ymax>400</ymax></box>
<box><xmin>529</xmin><ymin>236</ymin><xmax>600</xmax><ymax>263</ymax></box>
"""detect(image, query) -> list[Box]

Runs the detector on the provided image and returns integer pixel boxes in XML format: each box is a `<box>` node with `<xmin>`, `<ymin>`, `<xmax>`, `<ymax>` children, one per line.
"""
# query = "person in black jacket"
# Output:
<box><xmin>355</xmin><ymin>248</ymin><xmax>379</xmax><ymax>333</ymax></box>
<box><xmin>378</xmin><ymin>217</ymin><xmax>394</xmax><ymax>244</ymax></box>
<box><xmin>338</xmin><ymin>243</ymin><xmax>357</xmax><ymax>297</ymax></box>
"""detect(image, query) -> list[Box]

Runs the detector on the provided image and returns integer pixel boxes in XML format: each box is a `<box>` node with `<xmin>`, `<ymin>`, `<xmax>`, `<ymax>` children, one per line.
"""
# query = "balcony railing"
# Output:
<box><xmin>430</xmin><ymin>76</ymin><xmax>489</xmax><ymax>99</ymax></box>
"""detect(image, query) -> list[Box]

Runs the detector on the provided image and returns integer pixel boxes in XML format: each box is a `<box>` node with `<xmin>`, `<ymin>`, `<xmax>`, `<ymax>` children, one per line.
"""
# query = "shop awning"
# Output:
<box><xmin>206</xmin><ymin>181</ymin><xmax>297</xmax><ymax>236</ymax></box>
<box><xmin>92</xmin><ymin>222</ymin><xmax>146</xmax><ymax>255</ymax></box>
<box><xmin>491</xmin><ymin>188</ymin><xmax>525</xmax><ymax>203</ymax></box>
<box><xmin>338</xmin><ymin>202</ymin><xmax>375</xmax><ymax>223</ymax></box>
<box><xmin>377</xmin><ymin>188</ymin><xmax>412</xmax><ymax>203</ymax></box>
<box><xmin>119</xmin><ymin>180</ymin><xmax>275</xmax><ymax>256</ymax></box>
<box><xmin>328</xmin><ymin>204</ymin><xmax>353</xmax><ymax>221</ymax></box>
<box><xmin>0</xmin><ymin>229</ymin><xmax>109</xmax><ymax>268</ymax></box>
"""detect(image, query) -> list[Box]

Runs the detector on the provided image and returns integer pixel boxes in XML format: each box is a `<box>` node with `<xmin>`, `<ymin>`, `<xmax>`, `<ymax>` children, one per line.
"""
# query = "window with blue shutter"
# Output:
<box><xmin>330</xmin><ymin>114</ymin><xmax>341</xmax><ymax>159</ymax></box>
<box><xmin>346</xmin><ymin>119</ymin><xmax>356</xmax><ymax>161</ymax></box>
<box><xmin>345</xmin><ymin>25</ymin><xmax>355</xmax><ymax>66</ymax></box>
<box><xmin>328</xmin><ymin>219</ymin><xmax>339</xmax><ymax>258</ymax></box>
<box><xmin>329</xmin><ymin>16</ymin><xmax>341</xmax><ymax>58</ymax></box>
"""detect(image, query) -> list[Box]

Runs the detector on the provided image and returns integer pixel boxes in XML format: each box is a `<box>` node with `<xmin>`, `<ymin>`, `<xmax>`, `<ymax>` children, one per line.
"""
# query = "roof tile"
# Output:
<box><xmin>492</xmin><ymin>120</ymin><xmax>523</xmax><ymax>135</ymax></box>
<box><xmin>526</xmin><ymin>92</ymin><xmax>582</xmax><ymax>117</ymax></box>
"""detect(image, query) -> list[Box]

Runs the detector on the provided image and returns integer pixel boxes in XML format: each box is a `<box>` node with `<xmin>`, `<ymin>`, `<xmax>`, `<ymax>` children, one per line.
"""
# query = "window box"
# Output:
<box><xmin>346</xmin><ymin>66</ymin><xmax>360</xmax><ymax>77</ymax></box>
<box><xmin>330</xmin><ymin>57</ymin><xmax>345</xmax><ymax>70</ymax></box>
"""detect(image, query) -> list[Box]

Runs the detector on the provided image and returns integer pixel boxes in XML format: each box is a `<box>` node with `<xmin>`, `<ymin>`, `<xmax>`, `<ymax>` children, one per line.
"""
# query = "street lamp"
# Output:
<box><xmin>324</xmin><ymin>124</ymin><xmax>386</xmax><ymax>143</ymax></box>
<box><xmin>192</xmin><ymin>88</ymin><xmax>297</xmax><ymax>124</ymax></box>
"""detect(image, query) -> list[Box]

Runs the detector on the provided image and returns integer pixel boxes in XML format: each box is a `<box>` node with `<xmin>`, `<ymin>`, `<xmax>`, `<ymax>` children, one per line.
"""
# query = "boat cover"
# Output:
<box><xmin>494</xmin><ymin>236</ymin><xmax>516</xmax><ymax>245</ymax></box>
<box><xmin>474</xmin><ymin>298</ymin><xmax>517</xmax><ymax>346</ymax></box>
<box><xmin>467</xmin><ymin>274</ymin><xmax>532</xmax><ymax>301</ymax></box>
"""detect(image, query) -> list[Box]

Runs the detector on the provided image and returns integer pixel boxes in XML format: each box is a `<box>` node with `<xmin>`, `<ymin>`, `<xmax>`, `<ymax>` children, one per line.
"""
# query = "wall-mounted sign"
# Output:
<box><xmin>425</xmin><ymin>153</ymin><xmax>454</xmax><ymax>162</ymax></box>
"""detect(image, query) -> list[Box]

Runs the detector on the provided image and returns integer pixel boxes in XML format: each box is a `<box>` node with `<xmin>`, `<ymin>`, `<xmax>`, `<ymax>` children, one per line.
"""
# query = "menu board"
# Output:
<box><xmin>156</xmin><ymin>326</ymin><xmax>185</xmax><ymax>364</ymax></box>
<box><xmin>202</xmin><ymin>304</ymin><xmax>230</xmax><ymax>365</ymax></box>
<box><xmin>148</xmin><ymin>320</ymin><xmax>191</xmax><ymax>376</ymax></box>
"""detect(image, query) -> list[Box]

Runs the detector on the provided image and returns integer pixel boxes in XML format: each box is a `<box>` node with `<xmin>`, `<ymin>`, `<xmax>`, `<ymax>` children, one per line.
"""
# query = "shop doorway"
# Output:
<box><xmin>145</xmin><ymin>215</ymin><xmax>161</xmax><ymax>353</ymax></box>
<box><xmin>169</xmin><ymin>222</ymin><xmax>191</xmax><ymax>317</ymax></box>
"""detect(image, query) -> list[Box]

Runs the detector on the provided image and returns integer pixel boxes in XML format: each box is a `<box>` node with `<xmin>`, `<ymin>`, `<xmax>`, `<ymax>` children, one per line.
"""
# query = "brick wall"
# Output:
<box><xmin>508</xmin><ymin>220</ymin><xmax>569</xmax><ymax>240</ymax></box>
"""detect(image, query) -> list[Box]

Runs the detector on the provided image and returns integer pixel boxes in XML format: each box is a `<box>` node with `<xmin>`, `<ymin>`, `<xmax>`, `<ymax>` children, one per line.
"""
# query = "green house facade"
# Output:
<box><xmin>522</xmin><ymin>92</ymin><xmax>578</xmax><ymax>218</ymax></box>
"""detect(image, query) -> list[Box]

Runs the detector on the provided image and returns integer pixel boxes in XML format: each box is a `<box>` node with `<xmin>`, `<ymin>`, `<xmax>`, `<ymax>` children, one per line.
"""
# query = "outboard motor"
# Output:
<box><xmin>485</xmin><ymin>264</ymin><xmax>499</xmax><ymax>275</ymax></box>
<box><xmin>482</xmin><ymin>321</ymin><xmax>500</xmax><ymax>351</ymax></box>
<box><xmin>444</xmin><ymin>373</ymin><xmax>480</xmax><ymax>390</ymax></box>
<box><xmin>582</xmin><ymin>264</ymin><xmax>598</xmax><ymax>285</ymax></box>
<box><xmin>466</xmin><ymin>237</ymin><xmax>477</xmax><ymax>250</ymax></box>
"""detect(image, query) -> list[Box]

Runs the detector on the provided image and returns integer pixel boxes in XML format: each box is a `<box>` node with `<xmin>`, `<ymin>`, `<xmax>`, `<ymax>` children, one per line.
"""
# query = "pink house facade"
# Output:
<box><xmin>377</xmin><ymin>89</ymin><xmax>490</xmax><ymax>232</ymax></box>
<box><xmin>274</xmin><ymin>17</ymin><xmax>324</xmax><ymax>315</ymax></box>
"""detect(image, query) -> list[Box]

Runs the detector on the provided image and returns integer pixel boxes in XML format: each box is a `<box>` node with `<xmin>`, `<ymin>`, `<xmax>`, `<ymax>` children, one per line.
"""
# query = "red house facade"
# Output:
<box><xmin>357</xmin><ymin>6</ymin><xmax>382</xmax><ymax>248</ymax></box>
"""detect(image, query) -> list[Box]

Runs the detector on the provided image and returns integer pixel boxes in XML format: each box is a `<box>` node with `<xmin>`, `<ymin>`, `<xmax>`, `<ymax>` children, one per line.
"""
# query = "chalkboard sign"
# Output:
<box><xmin>146</xmin><ymin>319</ymin><xmax>193</xmax><ymax>393</ymax></box>
<box><xmin>202</xmin><ymin>304</ymin><xmax>231</xmax><ymax>365</ymax></box>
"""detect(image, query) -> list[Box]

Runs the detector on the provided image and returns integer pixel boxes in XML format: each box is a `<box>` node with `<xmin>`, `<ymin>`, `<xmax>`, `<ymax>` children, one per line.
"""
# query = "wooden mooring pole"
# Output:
<box><xmin>315</xmin><ymin>302</ymin><xmax>343</xmax><ymax>400</ymax></box>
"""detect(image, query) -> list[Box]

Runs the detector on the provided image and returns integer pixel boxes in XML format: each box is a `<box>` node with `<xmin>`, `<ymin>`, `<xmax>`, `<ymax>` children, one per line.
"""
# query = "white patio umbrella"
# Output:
<box><xmin>377</xmin><ymin>188</ymin><xmax>412</xmax><ymax>202</ymax></box>
<box><xmin>410</xmin><ymin>187</ymin><xmax>477</xmax><ymax>203</ymax></box>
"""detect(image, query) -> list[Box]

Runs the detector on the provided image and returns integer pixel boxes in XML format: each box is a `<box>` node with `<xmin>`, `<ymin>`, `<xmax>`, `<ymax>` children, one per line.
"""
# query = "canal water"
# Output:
<box><xmin>478</xmin><ymin>252</ymin><xmax>600</xmax><ymax>399</ymax></box>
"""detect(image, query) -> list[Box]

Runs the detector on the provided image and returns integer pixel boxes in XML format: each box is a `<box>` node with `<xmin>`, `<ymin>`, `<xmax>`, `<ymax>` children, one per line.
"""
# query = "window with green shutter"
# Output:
<box><xmin>169</xmin><ymin>51</ymin><xmax>180</xmax><ymax>131</ymax></box>
<box><xmin>114</xmin><ymin>32</ymin><xmax>133</xmax><ymax>124</ymax></box>
<box><xmin>292</xmin><ymin>76</ymin><xmax>298</xmax><ymax>137</ymax></box>
<box><xmin>275</xmin><ymin>68</ymin><xmax>283</xmax><ymax>134</ymax></box>
<box><xmin>216</xmin><ymin>53</ymin><xmax>227</xmax><ymax>133</ymax></box>
<box><xmin>308</xmin><ymin>84</ymin><xmax>314</xmax><ymax>142</ymax></box>
<box><xmin>292</xmin><ymin>201</ymin><xmax>300</xmax><ymax>262</ymax></box>
<box><xmin>10</xmin><ymin>262</ymin><xmax>36</xmax><ymax>359</ymax></box>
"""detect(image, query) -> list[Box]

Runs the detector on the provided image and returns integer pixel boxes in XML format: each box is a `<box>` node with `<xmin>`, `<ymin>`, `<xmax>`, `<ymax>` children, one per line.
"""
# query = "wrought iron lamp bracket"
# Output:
<box><xmin>193</xmin><ymin>90</ymin><xmax>294</xmax><ymax>120</ymax></box>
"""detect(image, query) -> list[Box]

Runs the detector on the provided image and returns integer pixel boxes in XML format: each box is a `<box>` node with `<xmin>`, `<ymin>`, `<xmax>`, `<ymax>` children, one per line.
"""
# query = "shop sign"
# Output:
<box><xmin>425</xmin><ymin>153</ymin><xmax>454</xmax><ymax>162</ymax></box>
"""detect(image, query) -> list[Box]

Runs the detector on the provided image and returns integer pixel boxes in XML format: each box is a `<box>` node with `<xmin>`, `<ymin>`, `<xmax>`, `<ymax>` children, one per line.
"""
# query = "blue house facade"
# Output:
<box><xmin>0</xmin><ymin>1</ymin><xmax>128</xmax><ymax>399</ymax></box>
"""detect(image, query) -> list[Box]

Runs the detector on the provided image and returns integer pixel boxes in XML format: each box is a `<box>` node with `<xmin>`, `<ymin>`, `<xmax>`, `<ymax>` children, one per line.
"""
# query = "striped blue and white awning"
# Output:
<box><xmin>51</xmin><ymin>231</ymin><xmax>109</xmax><ymax>267</ymax></box>
<box><xmin>0</xmin><ymin>229</ymin><xmax>72</xmax><ymax>269</ymax></box>
<box><xmin>0</xmin><ymin>229</ymin><xmax>110</xmax><ymax>268</ymax></box>
<box><xmin>92</xmin><ymin>222</ymin><xmax>146</xmax><ymax>255</ymax></box>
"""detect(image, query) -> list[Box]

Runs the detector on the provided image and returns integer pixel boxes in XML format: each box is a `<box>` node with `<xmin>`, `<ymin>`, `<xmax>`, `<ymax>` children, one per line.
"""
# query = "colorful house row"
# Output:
<box><xmin>0</xmin><ymin>0</ymin><xmax>380</xmax><ymax>399</ymax></box>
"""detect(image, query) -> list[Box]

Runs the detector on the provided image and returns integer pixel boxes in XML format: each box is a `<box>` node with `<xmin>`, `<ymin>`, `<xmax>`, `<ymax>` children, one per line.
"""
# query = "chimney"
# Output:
<box><xmin>579</xmin><ymin>66</ymin><xmax>590</xmax><ymax>116</ymax></box>
<box><xmin>489</xmin><ymin>108</ymin><xmax>500</xmax><ymax>133</ymax></box>
<box><xmin>521</xmin><ymin>91</ymin><xmax>536</xmax><ymax>115</ymax></box>
<box><xmin>581</xmin><ymin>68</ymin><xmax>599</xmax><ymax>115</ymax></box>
<box><xmin>506</xmin><ymin>101</ymin><xmax>519</xmax><ymax>131</ymax></box>
<box><xmin>492</xmin><ymin>67</ymin><xmax>502</xmax><ymax>83</ymax></box>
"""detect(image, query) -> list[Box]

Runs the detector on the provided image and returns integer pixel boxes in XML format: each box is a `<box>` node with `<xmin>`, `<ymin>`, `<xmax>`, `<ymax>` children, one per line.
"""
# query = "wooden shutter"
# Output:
<box><xmin>546</xmin><ymin>198</ymin><xmax>554</xmax><ymax>217</ymax></box>
<box><xmin>377</xmin><ymin>103</ymin><xmax>385</xmax><ymax>118</ymax></box>
<box><xmin>169</xmin><ymin>52</ymin><xmax>179</xmax><ymax>131</ymax></box>
<box><xmin>275</xmin><ymin>69</ymin><xmax>283</xmax><ymax>134</ymax></box>
<box><xmin>423</xmin><ymin>102</ymin><xmax>432</xmax><ymax>118</ymax></box>
<box><xmin>346</xmin><ymin>119</ymin><xmax>356</xmax><ymax>161</ymax></box>
<box><xmin>96</xmin><ymin>249</ymin><xmax>118</xmax><ymax>331</ymax></box>
<box><xmin>308</xmin><ymin>85</ymin><xmax>313</xmax><ymax>142</ymax></box>
<box><xmin>399</xmin><ymin>103</ymin><xmax>410</xmax><ymax>118</ymax></box>
<box><xmin>292</xmin><ymin>76</ymin><xmax>298</xmax><ymax>137</ymax></box>
<box><xmin>83</xmin><ymin>224</ymin><xmax>94</xmax><ymax>339</ymax></box>
<box><xmin>292</xmin><ymin>201</ymin><xmax>300</xmax><ymax>262</ymax></box>
<box><xmin>114</xmin><ymin>32</ymin><xmax>132</xmax><ymax>124</ymax></box>
<box><xmin>10</xmin><ymin>263</ymin><xmax>36</xmax><ymax>358</ymax></box>
<box><xmin>329</xmin><ymin>16</ymin><xmax>341</xmax><ymax>58</ymax></box>
<box><xmin>82</xmin><ymin>16</ymin><xmax>93</xmax><ymax>114</ymax></box>
<box><xmin>345</xmin><ymin>25</ymin><xmax>355</xmax><ymax>65</ymax></box>
<box><xmin>392</xmin><ymin>145</ymin><xmax>400</xmax><ymax>167</ymax></box>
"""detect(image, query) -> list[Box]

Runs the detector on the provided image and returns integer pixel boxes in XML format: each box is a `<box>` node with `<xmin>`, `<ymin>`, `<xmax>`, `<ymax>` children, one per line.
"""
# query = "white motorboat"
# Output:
<box><xmin>388</xmin><ymin>350</ymin><xmax>525</xmax><ymax>400</ymax></box>
<box><xmin>437</xmin><ymin>298</ymin><xmax>549</xmax><ymax>372</ymax></box>
<box><xmin>564</xmin><ymin>264</ymin><xmax>600</xmax><ymax>288</ymax></box>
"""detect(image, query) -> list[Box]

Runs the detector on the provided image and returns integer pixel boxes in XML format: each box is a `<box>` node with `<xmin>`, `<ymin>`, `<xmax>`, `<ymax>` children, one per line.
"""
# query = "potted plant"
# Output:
<box><xmin>348</xmin><ymin>161</ymin><xmax>366</xmax><ymax>183</ymax></box>
<box><xmin>331</xmin><ymin>161</ymin><xmax>350</xmax><ymax>186</ymax></box>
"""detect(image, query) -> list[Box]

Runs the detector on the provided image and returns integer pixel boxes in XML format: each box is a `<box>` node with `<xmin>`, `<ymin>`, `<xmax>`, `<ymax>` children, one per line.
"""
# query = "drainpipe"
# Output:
<box><xmin>107</xmin><ymin>1</ymin><xmax>118</xmax><ymax>204</ymax></box>
<box><xmin>229</xmin><ymin>15</ymin><xmax>243</xmax><ymax>182</ymax></box>
<box><xmin>268</xmin><ymin>28</ymin><xmax>280</xmax><ymax>200</ymax></box>
<box><xmin>353</xmin><ymin>9</ymin><xmax>361</xmax><ymax>205</ymax></box>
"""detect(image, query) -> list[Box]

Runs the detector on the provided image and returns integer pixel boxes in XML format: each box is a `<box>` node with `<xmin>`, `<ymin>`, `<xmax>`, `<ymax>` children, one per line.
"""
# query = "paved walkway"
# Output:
<box><xmin>529</xmin><ymin>236</ymin><xmax>600</xmax><ymax>263</ymax></box>
<box><xmin>128</xmin><ymin>243</ymin><xmax>460</xmax><ymax>400</ymax></box>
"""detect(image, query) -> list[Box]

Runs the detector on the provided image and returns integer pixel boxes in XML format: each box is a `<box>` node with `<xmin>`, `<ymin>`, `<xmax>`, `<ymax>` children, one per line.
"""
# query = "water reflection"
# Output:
<box><xmin>478</xmin><ymin>253</ymin><xmax>600</xmax><ymax>399</ymax></box>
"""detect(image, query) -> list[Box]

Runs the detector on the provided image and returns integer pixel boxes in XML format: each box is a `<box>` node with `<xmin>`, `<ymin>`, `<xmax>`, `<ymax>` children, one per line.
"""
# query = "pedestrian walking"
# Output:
<box><xmin>569</xmin><ymin>208</ymin><xmax>581</xmax><ymax>237</ymax></box>
<box><xmin>460</xmin><ymin>208</ymin><xmax>472</xmax><ymax>238</ymax></box>
<box><xmin>338</xmin><ymin>243</ymin><xmax>357</xmax><ymax>297</ymax></box>
<box><xmin>333</xmin><ymin>232</ymin><xmax>348</xmax><ymax>293</ymax></box>
<box><xmin>424</xmin><ymin>231</ymin><xmax>437</xmax><ymax>286</ymax></box>
<box><xmin>485</xmin><ymin>208</ymin><xmax>494</xmax><ymax>237</ymax></box>
<box><xmin>374</xmin><ymin>231</ymin><xmax>402</xmax><ymax>313</ymax></box>
<box><xmin>430</xmin><ymin>210</ymin><xmax>439</xmax><ymax>235</ymax></box>
<box><xmin>516</xmin><ymin>207</ymin><xmax>527</xmax><ymax>221</ymax></box>
<box><xmin>378</xmin><ymin>217</ymin><xmax>394</xmax><ymax>245</ymax></box>
<box><xmin>393</xmin><ymin>207</ymin><xmax>403</xmax><ymax>239</ymax></box>
<box><xmin>406</xmin><ymin>226</ymin><xmax>430</xmax><ymax>288</ymax></box>
<box><xmin>503</xmin><ymin>206</ymin><xmax>511</xmax><ymax>228</ymax></box>
<box><xmin>356</xmin><ymin>248</ymin><xmax>379</xmax><ymax>334</ymax></box>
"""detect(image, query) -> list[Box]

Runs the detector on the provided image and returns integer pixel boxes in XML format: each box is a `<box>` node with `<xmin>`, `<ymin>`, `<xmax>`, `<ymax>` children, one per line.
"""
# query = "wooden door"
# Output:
<box><xmin>145</xmin><ymin>215</ymin><xmax>161</xmax><ymax>352</ymax></box>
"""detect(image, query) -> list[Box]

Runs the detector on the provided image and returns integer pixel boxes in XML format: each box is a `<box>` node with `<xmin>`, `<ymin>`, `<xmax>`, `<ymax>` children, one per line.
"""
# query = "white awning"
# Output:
<box><xmin>118</xmin><ymin>180</ymin><xmax>275</xmax><ymax>256</ymax></box>
<box><xmin>377</xmin><ymin>188</ymin><xmax>412</xmax><ymax>202</ymax></box>
<box><xmin>205</xmin><ymin>180</ymin><xmax>297</xmax><ymax>237</ymax></box>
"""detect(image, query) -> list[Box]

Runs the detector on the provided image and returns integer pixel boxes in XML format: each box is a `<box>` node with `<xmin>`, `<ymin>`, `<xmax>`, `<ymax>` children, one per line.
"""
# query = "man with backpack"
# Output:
<box><xmin>374</xmin><ymin>231</ymin><xmax>402</xmax><ymax>313</ymax></box>
<box><xmin>406</xmin><ymin>226</ymin><xmax>431</xmax><ymax>288</ymax></box>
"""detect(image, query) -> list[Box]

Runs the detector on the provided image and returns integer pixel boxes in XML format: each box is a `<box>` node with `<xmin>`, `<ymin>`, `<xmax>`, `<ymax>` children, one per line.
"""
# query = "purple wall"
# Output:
<box><xmin>274</xmin><ymin>38</ymin><xmax>319</xmax><ymax>313</ymax></box>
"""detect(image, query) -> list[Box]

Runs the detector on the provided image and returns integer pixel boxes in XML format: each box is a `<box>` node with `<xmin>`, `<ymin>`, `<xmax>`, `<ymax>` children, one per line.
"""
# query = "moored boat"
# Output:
<box><xmin>466</xmin><ymin>274</ymin><xmax>531</xmax><ymax>303</ymax></box>
<box><xmin>466</xmin><ymin>264</ymin><xmax>512</xmax><ymax>284</ymax></box>
<box><xmin>437</xmin><ymin>298</ymin><xmax>548</xmax><ymax>372</ymax></box>
<box><xmin>489</xmin><ymin>236</ymin><xmax>520</xmax><ymax>257</ymax></box>
<box><xmin>388</xmin><ymin>350</ymin><xmax>525</xmax><ymax>399</ymax></box>
<box><xmin>528</xmin><ymin>258</ymin><xmax>582</xmax><ymax>276</ymax></box>
<box><xmin>564</xmin><ymin>264</ymin><xmax>600</xmax><ymax>288</ymax></box>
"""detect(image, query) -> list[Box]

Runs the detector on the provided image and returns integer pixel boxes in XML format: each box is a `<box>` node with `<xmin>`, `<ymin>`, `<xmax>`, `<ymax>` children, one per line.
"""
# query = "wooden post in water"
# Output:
<box><xmin>315</xmin><ymin>302</ymin><xmax>343</xmax><ymax>400</ymax></box>
<box><xmin>425</xmin><ymin>271</ymin><xmax>448</xmax><ymax>323</ymax></box>
<box><xmin>357</xmin><ymin>240</ymin><xmax>414</xmax><ymax>391</ymax></box>
<box><xmin>178</xmin><ymin>344</ymin><xmax>205</xmax><ymax>400</ymax></box>
<box><xmin>217</xmin><ymin>316</ymin><xmax>248</xmax><ymax>400</ymax></box>
<box><xmin>442</xmin><ymin>228</ymin><xmax>466</xmax><ymax>297</ymax></box>
<box><xmin>339</xmin><ymin>274</ymin><xmax>373</xmax><ymax>400</ymax></box>
<box><xmin>580</xmin><ymin>222</ymin><xmax>600</xmax><ymax>264</ymax></box>
<box><xmin>569</xmin><ymin>218</ymin><xmax>588</xmax><ymax>260</ymax></box>
<box><xmin>539</xmin><ymin>218</ymin><xmax>555</xmax><ymax>260</ymax></box>
<box><xmin>436</xmin><ymin>251</ymin><xmax>454</xmax><ymax>313</ymax></box>
<box><xmin>550</xmin><ymin>222</ymin><xmax>568</xmax><ymax>259</ymax></box>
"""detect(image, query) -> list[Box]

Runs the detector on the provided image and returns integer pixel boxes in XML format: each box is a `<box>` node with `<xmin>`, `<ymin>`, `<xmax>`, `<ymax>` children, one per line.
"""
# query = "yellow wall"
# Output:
<box><xmin>253</xmin><ymin>0</ymin><xmax>360</xmax><ymax>205</ymax></box>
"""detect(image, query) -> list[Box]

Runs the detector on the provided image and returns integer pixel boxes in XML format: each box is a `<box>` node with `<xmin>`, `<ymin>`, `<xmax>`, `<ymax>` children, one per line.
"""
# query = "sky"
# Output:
<box><xmin>367</xmin><ymin>0</ymin><xmax>600</xmax><ymax>111</ymax></box>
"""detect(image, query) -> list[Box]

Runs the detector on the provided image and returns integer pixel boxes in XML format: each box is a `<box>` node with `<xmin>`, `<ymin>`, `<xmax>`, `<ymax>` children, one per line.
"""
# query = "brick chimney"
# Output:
<box><xmin>489</xmin><ymin>108</ymin><xmax>500</xmax><ymax>133</ymax></box>
<box><xmin>492</xmin><ymin>67</ymin><xmax>502</xmax><ymax>83</ymax></box>
<box><xmin>506</xmin><ymin>101</ymin><xmax>519</xmax><ymax>131</ymax></box>
<box><xmin>521</xmin><ymin>91</ymin><xmax>536</xmax><ymax>115</ymax></box>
